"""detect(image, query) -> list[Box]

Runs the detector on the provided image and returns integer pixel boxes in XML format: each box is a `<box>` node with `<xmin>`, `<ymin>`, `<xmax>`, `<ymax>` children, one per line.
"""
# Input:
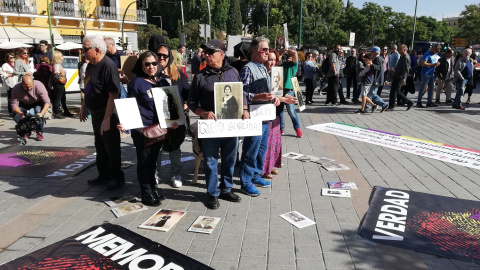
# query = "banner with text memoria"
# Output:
<box><xmin>307</xmin><ymin>123</ymin><xmax>480</xmax><ymax>170</ymax></box>
<box><xmin>358</xmin><ymin>186</ymin><xmax>480</xmax><ymax>264</ymax></box>
<box><xmin>198</xmin><ymin>119</ymin><xmax>262</xmax><ymax>138</ymax></box>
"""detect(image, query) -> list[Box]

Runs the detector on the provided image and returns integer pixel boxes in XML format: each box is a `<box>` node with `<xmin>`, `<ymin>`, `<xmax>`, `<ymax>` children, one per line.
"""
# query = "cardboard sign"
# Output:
<box><xmin>283</xmin><ymin>23</ymin><xmax>290</xmax><ymax>48</ymax></box>
<box><xmin>197</xmin><ymin>119</ymin><xmax>262</xmax><ymax>138</ymax></box>
<box><xmin>291</xmin><ymin>77</ymin><xmax>305</xmax><ymax>111</ymax></box>
<box><xmin>120</xmin><ymin>55</ymin><xmax>138</xmax><ymax>81</ymax></box>
<box><xmin>249</xmin><ymin>103</ymin><xmax>276</xmax><ymax>121</ymax></box>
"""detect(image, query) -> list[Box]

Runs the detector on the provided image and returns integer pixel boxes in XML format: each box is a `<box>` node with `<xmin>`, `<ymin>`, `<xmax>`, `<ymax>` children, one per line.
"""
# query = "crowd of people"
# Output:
<box><xmin>4</xmin><ymin>34</ymin><xmax>479</xmax><ymax>210</ymax></box>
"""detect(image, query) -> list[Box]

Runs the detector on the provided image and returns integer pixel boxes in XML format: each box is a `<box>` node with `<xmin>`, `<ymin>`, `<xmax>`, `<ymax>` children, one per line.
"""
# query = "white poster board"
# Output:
<box><xmin>151</xmin><ymin>86</ymin><xmax>186</xmax><ymax>128</ymax></box>
<box><xmin>349</xmin><ymin>32</ymin><xmax>355</xmax><ymax>46</ymax></box>
<box><xmin>283</xmin><ymin>23</ymin><xmax>290</xmax><ymax>48</ymax></box>
<box><xmin>197</xmin><ymin>119</ymin><xmax>262</xmax><ymax>138</ymax></box>
<box><xmin>114</xmin><ymin>98</ymin><xmax>144</xmax><ymax>130</ymax></box>
<box><xmin>249</xmin><ymin>103</ymin><xmax>276</xmax><ymax>121</ymax></box>
<box><xmin>291</xmin><ymin>77</ymin><xmax>305</xmax><ymax>111</ymax></box>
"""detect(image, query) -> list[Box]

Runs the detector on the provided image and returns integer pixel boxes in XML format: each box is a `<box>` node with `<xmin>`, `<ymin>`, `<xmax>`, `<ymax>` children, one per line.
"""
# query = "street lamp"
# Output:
<box><xmin>411</xmin><ymin>0</ymin><xmax>418</xmax><ymax>51</ymax></box>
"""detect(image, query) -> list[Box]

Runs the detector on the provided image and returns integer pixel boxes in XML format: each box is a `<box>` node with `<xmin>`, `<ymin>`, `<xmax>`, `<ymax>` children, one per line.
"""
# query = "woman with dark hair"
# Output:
<box><xmin>2</xmin><ymin>52</ymin><xmax>17</xmax><ymax>115</ymax></box>
<box><xmin>118</xmin><ymin>51</ymin><xmax>166</xmax><ymax>206</ymax></box>
<box><xmin>220</xmin><ymin>84</ymin><xmax>239</xmax><ymax>119</ymax></box>
<box><xmin>154</xmin><ymin>42</ymin><xmax>189</xmax><ymax>188</ymax></box>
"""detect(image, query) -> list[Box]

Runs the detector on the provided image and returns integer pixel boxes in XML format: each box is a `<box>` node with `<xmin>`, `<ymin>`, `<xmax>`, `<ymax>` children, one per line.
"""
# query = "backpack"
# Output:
<box><xmin>321</xmin><ymin>56</ymin><xmax>330</xmax><ymax>75</ymax></box>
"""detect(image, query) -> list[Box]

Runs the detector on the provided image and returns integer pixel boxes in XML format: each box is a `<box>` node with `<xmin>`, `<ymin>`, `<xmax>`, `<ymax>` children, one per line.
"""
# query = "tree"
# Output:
<box><xmin>183</xmin><ymin>19</ymin><xmax>202</xmax><ymax>49</ymax></box>
<box><xmin>227</xmin><ymin>0</ymin><xmax>242</xmax><ymax>35</ymax></box>
<box><xmin>212</xmin><ymin>0</ymin><xmax>230</xmax><ymax>31</ymax></box>
<box><xmin>78</xmin><ymin>0</ymin><xmax>92</xmax><ymax>37</ymax></box>
<box><xmin>458</xmin><ymin>4</ymin><xmax>480</xmax><ymax>44</ymax></box>
<box><xmin>137</xmin><ymin>24</ymin><xmax>169</xmax><ymax>50</ymax></box>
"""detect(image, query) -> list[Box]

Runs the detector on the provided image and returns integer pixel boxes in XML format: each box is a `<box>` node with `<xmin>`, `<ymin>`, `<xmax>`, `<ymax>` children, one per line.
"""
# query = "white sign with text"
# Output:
<box><xmin>198</xmin><ymin>119</ymin><xmax>262</xmax><ymax>138</ymax></box>
<box><xmin>249</xmin><ymin>104</ymin><xmax>276</xmax><ymax>121</ymax></box>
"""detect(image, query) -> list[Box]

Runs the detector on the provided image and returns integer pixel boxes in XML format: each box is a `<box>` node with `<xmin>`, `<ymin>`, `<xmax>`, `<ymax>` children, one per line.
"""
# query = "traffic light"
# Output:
<box><xmin>443</xmin><ymin>43</ymin><xmax>448</xmax><ymax>51</ymax></box>
<box><xmin>136</xmin><ymin>0</ymin><xmax>148</xmax><ymax>9</ymax></box>
<box><xmin>117</xmin><ymin>37</ymin><xmax>123</xmax><ymax>47</ymax></box>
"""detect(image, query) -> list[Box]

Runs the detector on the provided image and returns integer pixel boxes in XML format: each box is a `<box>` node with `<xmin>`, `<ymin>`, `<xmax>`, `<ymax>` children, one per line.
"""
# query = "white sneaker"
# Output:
<box><xmin>171</xmin><ymin>175</ymin><xmax>182</xmax><ymax>188</ymax></box>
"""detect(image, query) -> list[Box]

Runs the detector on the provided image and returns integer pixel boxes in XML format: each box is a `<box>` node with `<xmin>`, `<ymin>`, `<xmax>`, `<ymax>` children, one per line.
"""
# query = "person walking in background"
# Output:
<box><xmin>33</xmin><ymin>40</ymin><xmax>52</xmax><ymax>66</ymax></box>
<box><xmin>303</xmin><ymin>52</ymin><xmax>317</xmax><ymax>104</ymax></box>
<box><xmin>79</xmin><ymin>35</ymin><xmax>125</xmax><ymax>191</ymax></box>
<box><xmin>366</xmin><ymin>47</ymin><xmax>388</xmax><ymax>112</ymax></box>
<box><xmin>14</xmin><ymin>47</ymin><xmax>33</xmax><ymax>83</ymax></box>
<box><xmin>435</xmin><ymin>48</ymin><xmax>455</xmax><ymax>104</ymax></box>
<box><xmin>376</xmin><ymin>46</ymin><xmax>389</xmax><ymax>96</ymax></box>
<box><xmin>417</xmin><ymin>44</ymin><xmax>441</xmax><ymax>108</ymax></box>
<box><xmin>51</xmin><ymin>51</ymin><xmax>72</xmax><ymax>119</ymax></box>
<box><xmin>2</xmin><ymin>52</ymin><xmax>17</xmax><ymax>115</ymax></box>
<box><xmin>452</xmin><ymin>48</ymin><xmax>474</xmax><ymax>110</ymax></box>
<box><xmin>345</xmin><ymin>48</ymin><xmax>357</xmax><ymax>102</ymax></box>
<box><xmin>354</xmin><ymin>54</ymin><xmax>375</xmax><ymax>114</ymax></box>
<box><xmin>387</xmin><ymin>44</ymin><xmax>414</xmax><ymax>111</ymax></box>
<box><xmin>325</xmin><ymin>45</ymin><xmax>341</xmax><ymax>106</ymax></box>
<box><xmin>190</xmin><ymin>47</ymin><xmax>202</xmax><ymax>79</ymax></box>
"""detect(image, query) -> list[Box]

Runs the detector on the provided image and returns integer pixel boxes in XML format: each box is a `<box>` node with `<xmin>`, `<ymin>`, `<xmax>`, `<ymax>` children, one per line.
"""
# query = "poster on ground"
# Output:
<box><xmin>0</xmin><ymin>223</ymin><xmax>213</xmax><ymax>269</ymax></box>
<box><xmin>358</xmin><ymin>186</ymin><xmax>480</xmax><ymax>264</ymax></box>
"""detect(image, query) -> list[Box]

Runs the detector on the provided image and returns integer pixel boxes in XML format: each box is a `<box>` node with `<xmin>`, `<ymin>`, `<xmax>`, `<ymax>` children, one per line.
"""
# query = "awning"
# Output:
<box><xmin>3</xmin><ymin>27</ymin><xmax>64</xmax><ymax>44</ymax></box>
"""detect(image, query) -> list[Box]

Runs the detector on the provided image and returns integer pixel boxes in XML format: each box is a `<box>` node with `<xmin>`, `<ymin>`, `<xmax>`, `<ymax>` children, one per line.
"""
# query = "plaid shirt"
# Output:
<box><xmin>240</xmin><ymin>61</ymin><xmax>270</xmax><ymax>103</ymax></box>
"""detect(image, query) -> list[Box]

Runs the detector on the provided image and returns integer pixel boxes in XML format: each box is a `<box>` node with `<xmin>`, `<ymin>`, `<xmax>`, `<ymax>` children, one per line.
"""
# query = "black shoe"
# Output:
<box><xmin>416</xmin><ymin>103</ymin><xmax>425</xmax><ymax>108</ymax></box>
<box><xmin>219</xmin><ymin>191</ymin><xmax>241</xmax><ymax>202</ymax></box>
<box><xmin>106</xmin><ymin>179</ymin><xmax>125</xmax><ymax>191</ymax></box>
<box><xmin>53</xmin><ymin>114</ymin><xmax>66</xmax><ymax>119</ymax></box>
<box><xmin>63</xmin><ymin>112</ymin><xmax>74</xmax><ymax>117</ymax></box>
<box><xmin>406</xmin><ymin>102</ymin><xmax>414</xmax><ymax>111</ymax></box>
<box><xmin>153</xmin><ymin>189</ymin><xmax>166</xmax><ymax>201</ymax></box>
<box><xmin>354</xmin><ymin>109</ymin><xmax>362</xmax><ymax>114</ymax></box>
<box><xmin>346</xmin><ymin>95</ymin><xmax>350</xmax><ymax>99</ymax></box>
<box><xmin>446</xmin><ymin>99</ymin><xmax>454</xmax><ymax>104</ymax></box>
<box><xmin>426</xmin><ymin>103</ymin><xmax>438</xmax><ymax>107</ymax></box>
<box><xmin>435</xmin><ymin>99</ymin><xmax>440</xmax><ymax>104</ymax></box>
<box><xmin>380</xmin><ymin>105</ymin><xmax>388</xmax><ymax>113</ymax></box>
<box><xmin>87</xmin><ymin>177</ymin><xmax>109</xmax><ymax>185</ymax></box>
<box><xmin>208</xmin><ymin>195</ymin><xmax>220</xmax><ymax>209</ymax></box>
<box><xmin>310</xmin><ymin>100</ymin><xmax>315</xmax><ymax>103</ymax></box>
<box><xmin>352</xmin><ymin>99</ymin><xmax>359</xmax><ymax>104</ymax></box>
<box><xmin>142</xmin><ymin>194</ymin><xmax>161</xmax><ymax>207</ymax></box>
<box><xmin>385</xmin><ymin>107</ymin><xmax>395</xmax><ymax>111</ymax></box>
<box><xmin>340</xmin><ymin>100</ymin><xmax>350</xmax><ymax>105</ymax></box>
<box><xmin>332</xmin><ymin>102</ymin><xmax>339</xmax><ymax>106</ymax></box>
<box><xmin>371</xmin><ymin>104</ymin><xmax>377</xmax><ymax>113</ymax></box>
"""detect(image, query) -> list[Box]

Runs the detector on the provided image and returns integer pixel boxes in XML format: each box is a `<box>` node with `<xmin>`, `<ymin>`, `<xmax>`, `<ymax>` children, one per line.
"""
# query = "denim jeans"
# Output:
<box><xmin>280</xmin><ymin>89</ymin><xmax>300</xmax><ymax>130</ymax></box>
<box><xmin>453</xmin><ymin>79</ymin><xmax>468</xmax><ymax>107</ymax></box>
<box><xmin>12</xmin><ymin>104</ymin><xmax>44</xmax><ymax>133</ymax></box>
<box><xmin>240</xmin><ymin>122</ymin><xmax>270</xmax><ymax>187</ymax></box>
<box><xmin>156</xmin><ymin>148</ymin><xmax>181</xmax><ymax>176</ymax></box>
<box><xmin>417</xmin><ymin>73</ymin><xmax>435</xmax><ymax>104</ymax></box>
<box><xmin>201</xmin><ymin>137</ymin><xmax>238</xmax><ymax>196</ymax></box>
<box><xmin>367</xmin><ymin>85</ymin><xmax>387</xmax><ymax>108</ymax></box>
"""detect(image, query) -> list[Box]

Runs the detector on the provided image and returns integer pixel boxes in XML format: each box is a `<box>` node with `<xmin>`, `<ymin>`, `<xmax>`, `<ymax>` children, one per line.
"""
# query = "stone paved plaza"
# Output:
<box><xmin>1</xmin><ymin>80</ymin><xmax>480</xmax><ymax>270</ymax></box>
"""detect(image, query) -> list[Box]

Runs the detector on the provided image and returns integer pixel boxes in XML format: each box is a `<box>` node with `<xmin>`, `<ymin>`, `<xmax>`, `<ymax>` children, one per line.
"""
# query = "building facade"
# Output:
<box><xmin>0</xmin><ymin>0</ymin><xmax>146</xmax><ymax>50</ymax></box>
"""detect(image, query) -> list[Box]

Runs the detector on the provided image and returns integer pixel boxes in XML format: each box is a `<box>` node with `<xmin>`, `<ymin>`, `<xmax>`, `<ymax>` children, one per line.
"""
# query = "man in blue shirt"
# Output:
<box><xmin>416</xmin><ymin>44</ymin><xmax>441</xmax><ymax>107</ymax></box>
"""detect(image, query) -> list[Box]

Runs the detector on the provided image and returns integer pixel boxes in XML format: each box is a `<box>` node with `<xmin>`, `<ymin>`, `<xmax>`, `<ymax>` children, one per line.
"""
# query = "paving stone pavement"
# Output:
<box><xmin>1</xmin><ymin>80</ymin><xmax>480</xmax><ymax>270</ymax></box>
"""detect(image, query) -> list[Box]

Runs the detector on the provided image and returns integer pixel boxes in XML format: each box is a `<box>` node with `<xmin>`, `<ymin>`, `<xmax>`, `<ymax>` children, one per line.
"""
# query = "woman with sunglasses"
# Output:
<box><xmin>14</xmin><ymin>47</ymin><xmax>33</xmax><ymax>82</ymax></box>
<box><xmin>2</xmin><ymin>53</ymin><xmax>17</xmax><ymax>115</ymax></box>
<box><xmin>154</xmin><ymin>44</ymin><xmax>189</xmax><ymax>188</ymax></box>
<box><xmin>118</xmin><ymin>51</ymin><xmax>167</xmax><ymax>207</ymax></box>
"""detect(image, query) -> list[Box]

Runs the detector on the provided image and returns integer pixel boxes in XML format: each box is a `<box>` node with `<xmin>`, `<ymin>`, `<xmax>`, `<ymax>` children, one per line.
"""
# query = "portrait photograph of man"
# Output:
<box><xmin>271</xmin><ymin>66</ymin><xmax>283</xmax><ymax>97</ymax></box>
<box><xmin>214</xmin><ymin>82</ymin><xmax>243</xmax><ymax>119</ymax></box>
<box><xmin>188</xmin><ymin>216</ymin><xmax>221</xmax><ymax>234</ymax></box>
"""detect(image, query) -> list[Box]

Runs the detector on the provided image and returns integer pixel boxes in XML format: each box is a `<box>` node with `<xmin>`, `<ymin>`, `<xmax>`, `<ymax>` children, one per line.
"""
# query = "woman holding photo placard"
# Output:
<box><xmin>151</xmin><ymin>40</ymin><xmax>190</xmax><ymax>188</ymax></box>
<box><xmin>117</xmin><ymin>51</ymin><xmax>168</xmax><ymax>207</ymax></box>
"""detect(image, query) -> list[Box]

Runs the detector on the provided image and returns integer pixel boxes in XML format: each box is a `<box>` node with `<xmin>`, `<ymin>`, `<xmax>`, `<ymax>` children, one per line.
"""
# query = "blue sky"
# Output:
<box><xmin>348</xmin><ymin>0</ymin><xmax>478</xmax><ymax>20</ymax></box>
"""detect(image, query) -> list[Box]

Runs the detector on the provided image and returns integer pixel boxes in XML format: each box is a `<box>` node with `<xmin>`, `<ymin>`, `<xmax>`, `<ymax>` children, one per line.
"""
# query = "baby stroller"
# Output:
<box><xmin>15</xmin><ymin>114</ymin><xmax>46</xmax><ymax>145</ymax></box>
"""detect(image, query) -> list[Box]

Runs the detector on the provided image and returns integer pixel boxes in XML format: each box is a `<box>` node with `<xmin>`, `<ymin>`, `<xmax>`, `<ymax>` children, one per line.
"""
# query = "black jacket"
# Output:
<box><xmin>435</xmin><ymin>55</ymin><xmax>454</xmax><ymax>80</ymax></box>
<box><xmin>345</xmin><ymin>55</ymin><xmax>357</xmax><ymax>77</ymax></box>
<box><xmin>393</xmin><ymin>54</ymin><xmax>411</xmax><ymax>80</ymax></box>
<box><xmin>369</xmin><ymin>55</ymin><xmax>384</xmax><ymax>86</ymax></box>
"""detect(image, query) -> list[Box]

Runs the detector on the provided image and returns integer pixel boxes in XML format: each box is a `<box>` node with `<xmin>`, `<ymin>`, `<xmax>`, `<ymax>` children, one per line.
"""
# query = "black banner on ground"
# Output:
<box><xmin>0</xmin><ymin>146</ymin><xmax>96</xmax><ymax>178</ymax></box>
<box><xmin>1</xmin><ymin>224</ymin><xmax>214</xmax><ymax>270</ymax></box>
<box><xmin>358</xmin><ymin>186</ymin><xmax>480</xmax><ymax>264</ymax></box>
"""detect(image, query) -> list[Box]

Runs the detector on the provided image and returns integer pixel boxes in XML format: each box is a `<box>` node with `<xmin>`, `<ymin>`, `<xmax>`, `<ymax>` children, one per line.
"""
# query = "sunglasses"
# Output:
<box><xmin>9</xmin><ymin>56</ymin><xmax>15</xmax><ymax>59</ymax></box>
<box><xmin>156</xmin><ymin>53</ymin><xmax>169</xmax><ymax>59</ymax></box>
<box><xmin>259</xmin><ymin>48</ymin><xmax>269</xmax><ymax>53</ymax></box>
<box><xmin>204</xmin><ymin>49</ymin><xmax>221</xmax><ymax>55</ymax></box>
<box><xmin>22</xmin><ymin>52</ymin><xmax>28</xmax><ymax>55</ymax></box>
<box><xmin>144</xmin><ymin>61</ymin><xmax>158</xmax><ymax>67</ymax></box>
<box><xmin>82</xmin><ymin>46</ymin><xmax>93</xmax><ymax>52</ymax></box>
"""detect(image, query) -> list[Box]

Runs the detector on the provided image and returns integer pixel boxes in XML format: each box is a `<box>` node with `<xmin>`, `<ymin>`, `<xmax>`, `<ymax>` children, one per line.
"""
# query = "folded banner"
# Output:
<box><xmin>1</xmin><ymin>224</ymin><xmax>213</xmax><ymax>270</ymax></box>
<box><xmin>307</xmin><ymin>122</ymin><xmax>480</xmax><ymax>170</ymax></box>
<box><xmin>358</xmin><ymin>187</ymin><xmax>480</xmax><ymax>264</ymax></box>
<box><xmin>197</xmin><ymin>119</ymin><xmax>262</xmax><ymax>138</ymax></box>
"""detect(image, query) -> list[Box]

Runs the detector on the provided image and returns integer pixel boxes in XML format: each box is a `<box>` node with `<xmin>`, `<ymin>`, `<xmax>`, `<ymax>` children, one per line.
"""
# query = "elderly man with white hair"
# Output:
<box><xmin>452</xmin><ymin>48</ymin><xmax>474</xmax><ymax>110</ymax></box>
<box><xmin>79</xmin><ymin>35</ymin><xmax>125</xmax><ymax>190</ymax></box>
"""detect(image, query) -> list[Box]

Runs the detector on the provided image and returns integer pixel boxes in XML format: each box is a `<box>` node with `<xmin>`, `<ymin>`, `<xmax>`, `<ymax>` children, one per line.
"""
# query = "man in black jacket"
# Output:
<box><xmin>345</xmin><ymin>48</ymin><xmax>357</xmax><ymax>101</ymax></box>
<box><xmin>435</xmin><ymin>48</ymin><xmax>455</xmax><ymax>103</ymax></box>
<box><xmin>387</xmin><ymin>44</ymin><xmax>414</xmax><ymax>111</ymax></box>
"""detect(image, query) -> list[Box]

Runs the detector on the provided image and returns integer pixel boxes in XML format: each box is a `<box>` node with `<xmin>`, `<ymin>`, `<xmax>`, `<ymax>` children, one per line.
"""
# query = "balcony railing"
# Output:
<box><xmin>0</xmin><ymin>0</ymin><xmax>37</xmax><ymax>14</ymax></box>
<box><xmin>51</xmin><ymin>2</ymin><xmax>78</xmax><ymax>17</ymax></box>
<box><xmin>95</xmin><ymin>6</ymin><xmax>147</xmax><ymax>23</ymax></box>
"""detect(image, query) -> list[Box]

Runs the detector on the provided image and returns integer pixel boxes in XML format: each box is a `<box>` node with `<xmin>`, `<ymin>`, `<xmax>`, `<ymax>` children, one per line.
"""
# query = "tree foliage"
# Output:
<box><xmin>137</xmin><ymin>24</ymin><xmax>170</xmax><ymax>51</ymax></box>
<box><xmin>226</xmin><ymin>0</ymin><xmax>242</xmax><ymax>35</ymax></box>
<box><xmin>458</xmin><ymin>4</ymin><xmax>480</xmax><ymax>45</ymax></box>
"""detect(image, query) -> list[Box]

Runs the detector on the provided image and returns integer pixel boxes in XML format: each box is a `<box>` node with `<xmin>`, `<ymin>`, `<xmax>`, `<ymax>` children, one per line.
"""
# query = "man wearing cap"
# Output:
<box><xmin>366</xmin><ymin>46</ymin><xmax>389</xmax><ymax>112</ymax></box>
<box><xmin>417</xmin><ymin>44</ymin><xmax>441</xmax><ymax>108</ymax></box>
<box><xmin>187</xmin><ymin>39</ymin><xmax>245</xmax><ymax>210</ymax></box>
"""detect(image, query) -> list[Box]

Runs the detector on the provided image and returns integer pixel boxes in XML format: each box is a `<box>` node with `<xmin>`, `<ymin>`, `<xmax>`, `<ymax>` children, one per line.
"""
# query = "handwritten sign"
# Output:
<box><xmin>198</xmin><ymin>119</ymin><xmax>262</xmax><ymax>138</ymax></box>
<box><xmin>249</xmin><ymin>104</ymin><xmax>276</xmax><ymax>121</ymax></box>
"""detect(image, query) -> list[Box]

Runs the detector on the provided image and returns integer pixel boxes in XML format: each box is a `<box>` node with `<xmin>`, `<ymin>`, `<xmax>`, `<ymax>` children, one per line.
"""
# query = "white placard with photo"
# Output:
<box><xmin>291</xmin><ymin>77</ymin><xmax>305</xmax><ymax>111</ymax></box>
<box><xmin>114</xmin><ymin>98</ymin><xmax>144</xmax><ymax>130</ymax></box>
<box><xmin>214</xmin><ymin>82</ymin><xmax>243</xmax><ymax>120</ymax></box>
<box><xmin>151</xmin><ymin>85</ymin><xmax>186</xmax><ymax>128</ymax></box>
<box><xmin>270</xmin><ymin>66</ymin><xmax>284</xmax><ymax>97</ymax></box>
<box><xmin>197</xmin><ymin>119</ymin><xmax>262</xmax><ymax>138</ymax></box>
<box><xmin>249</xmin><ymin>104</ymin><xmax>276</xmax><ymax>121</ymax></box>
<box><xmin>321</xmin><ymin>188</ymin><xmax>351</xmax><ymax>198</ymax></box>
<box><xmin>188</xmin><ymin>216</ymin><xmax>221</xmax><ymax>234</ymax></box>
<box><xmin>280</xmin><ymin>211</ymin><xmax>315</xmax><ymax>229</ymax></box>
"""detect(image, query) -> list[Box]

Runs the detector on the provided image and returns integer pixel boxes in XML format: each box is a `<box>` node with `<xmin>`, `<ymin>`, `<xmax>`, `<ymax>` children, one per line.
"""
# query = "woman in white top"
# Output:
<box><xmin>51</xmin><ymin>51</ymin><xmax>71</xmax><ymax>118</ymax></box>
<box><xmin>1</xmin><ymin>52</ymin><xmax>17</xmax><ymax>114</ymax></box>
<box><xmin>13</xmin><ymin>47</ymin><xmax>32</xmax><ymax>82</ymax></box>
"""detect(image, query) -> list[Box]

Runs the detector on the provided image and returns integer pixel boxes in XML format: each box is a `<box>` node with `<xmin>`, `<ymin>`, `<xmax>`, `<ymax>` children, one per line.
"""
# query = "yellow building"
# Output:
<box><xmin>0</xmin><ymin>0</ymin><xmax>146</xmax><ymax>50</ymax></box>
